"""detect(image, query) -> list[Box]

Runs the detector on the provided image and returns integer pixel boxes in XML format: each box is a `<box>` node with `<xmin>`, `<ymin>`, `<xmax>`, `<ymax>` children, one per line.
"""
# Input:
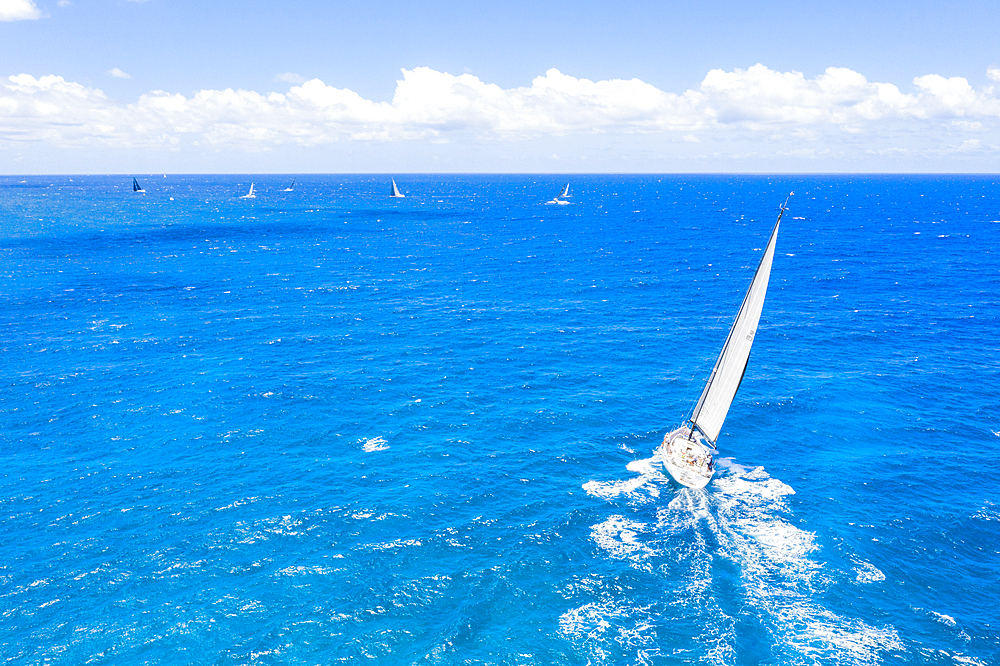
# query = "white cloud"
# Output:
<box><xmin>1</xmin><ymin>65</ymin><xmax>998</xmax><ymax>169</ymax></box>
<box><xmin>275</xmin><ymin>72</ymin><xmax>306</xmax><ymax>84</ymax></box>
<box><xmin>0</xmin><ymin>0</ymin><xmax>42</xmax><ymax>21</ymax></box>
<box><xmin>954</xmin><ymin>138</ymin><xmax>982</xmax><ymax>152</ymax></box>
<box><xmin>106</xmin><ymin>67</ymin><xmax>132</xmax><ymax>79</ymax></box>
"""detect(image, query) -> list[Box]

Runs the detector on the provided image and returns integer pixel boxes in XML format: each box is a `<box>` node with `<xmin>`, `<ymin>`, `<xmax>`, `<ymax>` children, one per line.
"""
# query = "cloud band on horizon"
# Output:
<box><xmin>1</xmin><ymin>64</ymin><xmax>998</xmax><ymax>163</ymax></box>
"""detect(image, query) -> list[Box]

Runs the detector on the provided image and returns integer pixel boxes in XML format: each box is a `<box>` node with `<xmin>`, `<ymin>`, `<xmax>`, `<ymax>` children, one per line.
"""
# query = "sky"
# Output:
<box><xmin>1</xmin><ymin>0</ymin><xmax>999</xmax><ymax>173</ymax></box>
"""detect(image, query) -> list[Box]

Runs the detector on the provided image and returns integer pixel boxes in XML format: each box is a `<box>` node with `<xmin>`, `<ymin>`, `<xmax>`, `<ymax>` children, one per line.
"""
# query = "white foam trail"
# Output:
<box><xmin>583</xmin><ymin>455</ymin><xmax>667</xmax><ymax>502</ymax></box>
<box><xmin>706</xmin><ymin>467</ymin><xmax>901</xmax><ymax>662</ymax></box>
<box><xmin>581</xmin><ymin>454</ymin><xmax>665</xmax><ymax>502</ymax></box>
<box><xmin>590</xmin><ymin>515</ymin><xmax>656</xmax><ymax>565</ymax></box>
<box><xmin>559</xmin><ymin>600</ymin><xmax>660</xmax><ymax>664</ymax></box>
<box><xmin>572</xmin><ymin>457</ymin><xmax>902</xmax><ymax>663</ymax></box>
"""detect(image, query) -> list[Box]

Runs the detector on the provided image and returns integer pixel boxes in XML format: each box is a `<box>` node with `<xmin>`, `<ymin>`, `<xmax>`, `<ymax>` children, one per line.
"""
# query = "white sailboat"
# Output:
<box><xmin>545</xmin><ymin>183</ymin><xmax>570</xmax><ymax>205</ymax></box>
<box><xmin>283</xmin><ymin>179</ymin><xmax>295</xmax><ymax>192</ymax></box>
<box><xmin>390</xmin><ymin>179</ymin><xmax>405</xmax><ymax>198</ymax></box>
<box><xmin>241</xmin><ymin>183</ymin><xmax>256</xmax><ymax>199</ymax></box>
<box><xmin>660</xmin><ymin>194</ymin><xmax>791</xmax><ymax>488</ymax></box>
<box><xmin>132</xmin><ymin>177</ymin><xmax>145</xmax><ymax>193</ymax></box>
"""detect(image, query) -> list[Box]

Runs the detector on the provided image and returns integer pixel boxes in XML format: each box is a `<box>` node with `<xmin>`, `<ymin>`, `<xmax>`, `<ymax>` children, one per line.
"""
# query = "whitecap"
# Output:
<box><xmin>931</xmin><ymin>611</ymin><xmax>957</xmax><ymax>627</ymax></box>
<box><xmin>972</xmin><ymin>501</ymin><xmax>999</xmax><ymax>521</ymax></box>
<box><xmin>852</xmin><ymin>557</ymin><xmax>886</xmax><ymax>584</ymax></box>
<box><xmin>362</xmin><ymin>436</ymin><xmax>389</xmax><ymax>452</ymax></box>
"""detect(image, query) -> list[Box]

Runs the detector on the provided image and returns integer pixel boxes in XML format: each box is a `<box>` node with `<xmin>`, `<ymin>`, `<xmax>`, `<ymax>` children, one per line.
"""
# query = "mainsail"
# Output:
<box><xmin>560</xmin><ymin>183</ymin><xmax>570</xmax><ymax>198</ymax></box>
<box><xmin>689</xmin><ymin>199</ymin><xmax>788</xmax><ymax>444</ymax></box>
<box><xmin>133</xmin><ymin>177</ymin><xmax>143</xmax><ymax>192</ymax></box>
<box><xmin>391</xmin><ymin>179</ymin><xmax>404</xmax><ymax>198</ymax></box>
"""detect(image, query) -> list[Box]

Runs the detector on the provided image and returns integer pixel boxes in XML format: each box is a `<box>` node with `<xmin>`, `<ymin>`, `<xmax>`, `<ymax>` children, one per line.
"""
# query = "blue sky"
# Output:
<box><xmin>2</xmin><ymin>0</ymin><xmax>999</xmax><ymax>173</ymax></box>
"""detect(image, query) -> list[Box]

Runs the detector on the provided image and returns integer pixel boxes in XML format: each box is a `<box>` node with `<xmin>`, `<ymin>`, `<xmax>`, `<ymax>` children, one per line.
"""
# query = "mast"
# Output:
<box><xmin>689</xmin><ymin>193</ymin><xmax>791</xmax><ymax>444</ymax></box>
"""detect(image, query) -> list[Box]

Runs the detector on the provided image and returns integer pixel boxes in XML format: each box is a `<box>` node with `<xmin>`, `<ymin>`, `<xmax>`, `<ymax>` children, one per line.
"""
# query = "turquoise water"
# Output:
<box><xmin>1</xmin><ymin>174</ymin><xmax>998</xmax><ymax>664</ymax></box>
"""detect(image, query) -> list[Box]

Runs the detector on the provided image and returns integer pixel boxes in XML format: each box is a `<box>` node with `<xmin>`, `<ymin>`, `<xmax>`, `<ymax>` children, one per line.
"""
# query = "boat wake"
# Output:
<box><xmin>567</xmin><ymin>457</ymin><xmax>902</xmax><ymax>664</ymax></box>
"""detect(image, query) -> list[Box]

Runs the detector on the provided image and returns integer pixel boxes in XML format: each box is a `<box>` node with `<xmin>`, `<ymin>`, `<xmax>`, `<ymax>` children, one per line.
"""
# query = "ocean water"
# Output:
<box><xmin>1</xmin><ymin>174</ymin><xmax>998</xmax><ymax>665</ymax></box>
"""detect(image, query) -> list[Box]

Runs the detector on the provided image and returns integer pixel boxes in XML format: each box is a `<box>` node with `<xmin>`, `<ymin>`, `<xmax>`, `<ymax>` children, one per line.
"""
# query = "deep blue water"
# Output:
<box><xmin>1</xmin><ymin>174</ymin><xmax>998</xmax><ymax>665</ymax></box>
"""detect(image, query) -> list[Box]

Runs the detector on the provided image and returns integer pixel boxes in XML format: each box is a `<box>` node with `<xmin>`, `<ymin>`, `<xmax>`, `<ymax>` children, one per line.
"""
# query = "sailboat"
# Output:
<box><xmin>390</xmin><ymin>178</ymin><xmax>405</xmax><ymax>198</ymax></box>
<box><xmin>545</xmin><ymin>183</ymin><xmax>570</xmax><ymax>205</ymax></box>
<box><xmin>132</xmin><ymin>177</ymin><xmax>145</xmax><ymax>193</ymax></box>
<box><xmin>241</xmin><ymin>183</ymin><xmax>256</xmax><ymax>199</ymax></box>
<box><xmin>283</xmin><ymin>179</ymin><xmax>295</xmax><ymax>192</ymax></box>
<box><xmin>659</xmin><ymin>194</ymin><xmax>791</xmax><ymax>488</ymax></box>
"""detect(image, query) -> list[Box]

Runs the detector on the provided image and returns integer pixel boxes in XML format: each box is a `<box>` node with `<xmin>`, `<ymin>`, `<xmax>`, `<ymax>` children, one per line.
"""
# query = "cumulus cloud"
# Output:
<box><xmin>106</xmin><ymin>67</ymin><xmax>132</xmax><ymax>79</ymax></box>
<box><xmin>0</xmin><ymin>0</ymin><xmax>42</xmax><ymax>21</ymax></box>
<box><xmin>1</xmin><ymin>65</ymin><xmax>998</xmax><ymax>153</ymax></box>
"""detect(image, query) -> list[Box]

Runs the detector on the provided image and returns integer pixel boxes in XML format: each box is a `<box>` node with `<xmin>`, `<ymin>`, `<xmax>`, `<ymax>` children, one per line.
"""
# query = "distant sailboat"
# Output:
<box><xmin>545</xmin><ymin>183</ymin><xmax>570</xmax><ymax>205</ymax></box>
<box><xmin>241</xmin><ymin>183</ymin><xmax>256</xmax><ymax>199</ymax></box>
<box><xmin>390</xmin><ymin>179</ymin><xmax>405</xmax><ymax>198</ymax></box>
<box><xmin>132</xmin><ymin>177</ymin><xmax>145</xmax><ymax>193</ymax></box>
<box><xmin>659</xmin><ymin>194</ymin><xmax>792</xmax><ymax>488</ymax></box>
<box><xmin>283</xmin><ymin>179</ymin><xmax>295</xmax><ymax>192</ymax></box>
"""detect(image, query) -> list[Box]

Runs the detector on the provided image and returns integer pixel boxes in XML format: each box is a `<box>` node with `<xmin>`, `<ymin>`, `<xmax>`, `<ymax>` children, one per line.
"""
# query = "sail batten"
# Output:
<box><xmin>690</xmin><ymin>210</ymin><xmax>784</xmax><ymax>444</ymax></box>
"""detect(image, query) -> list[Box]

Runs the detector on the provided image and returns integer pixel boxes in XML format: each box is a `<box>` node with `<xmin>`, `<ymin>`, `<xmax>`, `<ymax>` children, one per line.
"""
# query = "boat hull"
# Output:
<box><xmin>659</xmin><ymin>426</ymin><xmax>714</xmax><ymax>489</ymax></box>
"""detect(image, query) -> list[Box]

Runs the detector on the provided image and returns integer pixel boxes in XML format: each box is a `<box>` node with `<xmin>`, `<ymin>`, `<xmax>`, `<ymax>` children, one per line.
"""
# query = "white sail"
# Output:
<box><xmin>391</xmin><ymin>179</ymin><xmax>404</xmax><ymax>198</ymax></box>
<box><xmin>560</xmin><ymin>183</ymin><xmax>570</xmax><ymax>198</ymax></box>
<box><xmin>690</xmin><ymin>214</ymin><xmax>782</xmax><ymax>444</ymax></box>
<box><xmin>241</xmin><ymin>183</ymin><xmax>256</xmax><ymax>199</ymax></box>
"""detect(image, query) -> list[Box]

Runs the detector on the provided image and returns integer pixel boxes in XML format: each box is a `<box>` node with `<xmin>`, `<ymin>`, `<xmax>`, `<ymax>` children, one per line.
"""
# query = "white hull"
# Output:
<box><xmin>659</xmin><ymin>426</ymin><xmax>714</xmax><ymax>488</ymax></box>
